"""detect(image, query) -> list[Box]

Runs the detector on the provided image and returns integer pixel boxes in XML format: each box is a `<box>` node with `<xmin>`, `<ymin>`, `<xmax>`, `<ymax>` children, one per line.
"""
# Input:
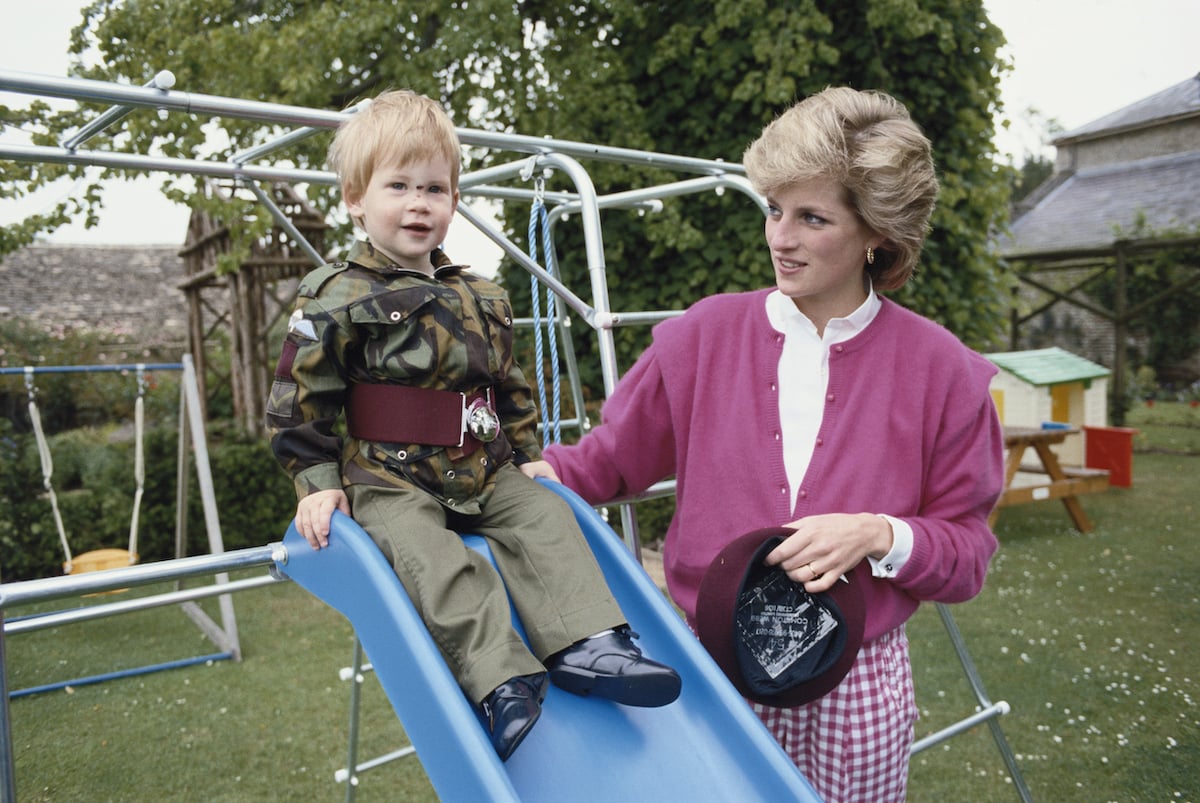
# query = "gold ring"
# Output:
<box><xmin>806</xmin><ymin>562</ymin><xmax>819</xmax><ymax>581</ymax></box>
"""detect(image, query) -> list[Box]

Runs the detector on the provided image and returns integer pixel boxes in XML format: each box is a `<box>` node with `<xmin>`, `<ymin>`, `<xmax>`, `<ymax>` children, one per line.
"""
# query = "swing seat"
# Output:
<box><xmin>65</xmin><ymin>548</ymin><xmax>140</xmax><ymax>575</ymax></box>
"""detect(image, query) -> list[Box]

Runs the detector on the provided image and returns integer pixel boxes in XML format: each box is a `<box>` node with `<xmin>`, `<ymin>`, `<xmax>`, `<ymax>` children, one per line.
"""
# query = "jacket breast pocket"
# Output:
<box><xmin>349</xmin><ymin>287</ymin><xmax>441</xmax><ymax>377</ymax></box>
<box><xmin>477</xmin><ymin>294</ymin><xmax>515</xmax><ymax>368</ymax></box>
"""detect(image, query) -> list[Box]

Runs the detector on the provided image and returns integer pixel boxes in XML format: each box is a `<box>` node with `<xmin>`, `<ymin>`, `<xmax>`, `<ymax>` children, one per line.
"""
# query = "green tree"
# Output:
<box><xmin>492</xmin><ymin>0</ymin><xmax>1015</xmax><ymax>384</ymax></box>
<box><xmin>3</xmin><ymin>0</ymin><xmax>1013</xmax><ymax>382</ymax></box>
<box><xmin>1004</xmin><ymin>107</ymin><xmax>1062</xmax><ymax>205</ymax></box>
<box><xmin>1009</xmin><ymin>151</ymin><xmax>1053</xmax><ymax>204</ymax></box>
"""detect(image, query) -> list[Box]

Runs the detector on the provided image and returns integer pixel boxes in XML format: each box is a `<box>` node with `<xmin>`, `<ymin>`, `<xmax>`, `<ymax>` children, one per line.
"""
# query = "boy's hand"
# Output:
<box><xmin>294</xmin><ymin>489</ymin><xmax>350</xmax><ymax>550</ymax></box>
<box><xmin>519</xmin><ymin>459</ymin><xmax>560</xmax><ymax>483</ymax></box>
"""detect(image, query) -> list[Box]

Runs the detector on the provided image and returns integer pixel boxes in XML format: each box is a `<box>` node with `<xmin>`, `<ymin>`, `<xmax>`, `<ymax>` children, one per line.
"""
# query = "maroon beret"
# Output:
<box><xmin>694</xmin><ymin>527</ymin><xmax>866</xmax><ymax>707</ymax></box>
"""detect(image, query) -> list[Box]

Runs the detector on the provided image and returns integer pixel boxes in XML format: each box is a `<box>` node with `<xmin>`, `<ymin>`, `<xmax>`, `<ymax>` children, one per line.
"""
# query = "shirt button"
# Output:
<box><xmin>774</xmin><ymin>431</ymin><xmax>782</xmax><ymax>441</ymax></box>
<box><xmin>769</xmin><ymin>382</ymin><xmax>777</xmax><ymax>392</ymax></box>
<box><xmin>834</xmin><ymin>345</ymin><xmax>844</xmax><ymax>353</ymax></box>
<box><xmin>826</xmin><ymin>394</ymin><xmax>835</xmax><ymax>402</ymax></box>
<box><xmin>780</xmin><ymin>486</ymin><xmax>787</xmax><ymax>495</ymax></box>
<box><xmin>815</xmin><ymin>437</ymin><xmax>823</xmax><ymax>446</ymax></box>
<box><xmin>799</xmin><ymin>489</ymin><xmax>808</xmax><ymax>499</ymax></box>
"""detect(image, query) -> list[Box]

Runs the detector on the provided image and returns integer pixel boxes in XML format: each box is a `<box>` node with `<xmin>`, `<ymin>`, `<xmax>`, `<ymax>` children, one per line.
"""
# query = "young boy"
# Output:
<box><xmin>266</xmin><ymin>90</ymin><xmax>680</xmax><ymax>761</ymax></box>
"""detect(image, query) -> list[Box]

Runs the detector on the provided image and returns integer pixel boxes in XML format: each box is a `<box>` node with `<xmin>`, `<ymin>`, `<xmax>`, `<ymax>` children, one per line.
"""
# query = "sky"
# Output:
<box><xmin>1</xmin><ymin>0</ymin><xmax>1198</xmax><ymax>253</ymax></box>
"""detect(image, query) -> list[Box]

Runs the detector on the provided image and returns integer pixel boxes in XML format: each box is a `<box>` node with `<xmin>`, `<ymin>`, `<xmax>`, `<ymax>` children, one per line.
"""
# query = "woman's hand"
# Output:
<box><xmin>765</xmin><ymin>513</ymin><xmax>894</xmax><ymax>592</ymax></box>
<box><xmin>294</xmin><ymin>489</ymin><xmax>351</xmax><ymax>550</ymax></box>
<box><xmin>519</xmin><ymin>459</ymin><xmax>561</xmax><ymax>483</ymax></box>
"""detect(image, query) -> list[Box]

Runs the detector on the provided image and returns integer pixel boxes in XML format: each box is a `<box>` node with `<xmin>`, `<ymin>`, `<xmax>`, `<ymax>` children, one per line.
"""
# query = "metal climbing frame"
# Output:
<box><xmin>0</xmin><ymin>69</ymin><xmax>1030</xmax><ymax>800</ymax></box>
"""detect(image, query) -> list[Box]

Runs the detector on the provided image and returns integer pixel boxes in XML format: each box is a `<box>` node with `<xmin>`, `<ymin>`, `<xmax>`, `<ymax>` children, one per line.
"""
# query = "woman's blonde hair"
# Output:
<box><xmin>742</xmin><ymin>87</ymin><xmax>938</xmax><ymax>290</ymax></box>
<box><xmin>327</xmin><ymin>89</ymin><xmax>461</xmax><ymax>207</ymax></box>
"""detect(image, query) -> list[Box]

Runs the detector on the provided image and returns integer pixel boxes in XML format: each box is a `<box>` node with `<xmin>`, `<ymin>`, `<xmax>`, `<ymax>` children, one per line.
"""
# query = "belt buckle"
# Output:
<box><xmin>462</xmin><ymin>390</ymin><xmax>500</xmax><ymax>445</ymax></box>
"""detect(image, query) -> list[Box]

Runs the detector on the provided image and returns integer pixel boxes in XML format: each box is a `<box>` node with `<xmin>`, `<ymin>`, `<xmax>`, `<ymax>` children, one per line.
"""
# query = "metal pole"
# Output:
<box><xmin>179</xmin><ymin>355</ymin><xmax>243</xmax><ymax>659</ymax></box>
<box><xmin>2</xmin><ymin>69</ymin><xmax>748</xmax><ymax>176</ymax></box>
<box><xmin>242</xmin><ymin>180</ymin><xmax>326</xmax><ymax>267</ymax></box>
<box><xmin>0</xmin><ymin>545</ymin><xmax>284</xmax><ymax>609</ymax></box>
<box><xmin>910</xmin><ymin>701</ymin><xmax>1011</xmax><ymax>753</ymax></box>
<box><xmin>547</xmin><ymin>174</ymin><xmax>767</xmax><ymax>220</ymax></box>
<box><xmin>0</xmin><ymin>141</ymin><xmax>333</xmax><ymax>185</ymax></box>
<box><xmin>0</xmin><ymin>605</ymin><xmax>16</xmax><ymax>802</ymax></box>
<box><xmin>0</xmin><ymin>362</ymin><xmax>183</xmax><ymax>375</ymax></box>
<box><xmin>4</xmin><ymin>574</ymin><xmax>280</xmax><ymax>635</ymax></box>
<box><xmin>529</xmin><ymin>153</ymin><xmax>621</xmax><ymax>393</ymax></box>
<box><xmin>1112</xmin><ymin>245</ymin><xmax>1129</xmax><ymax>426</ymax></box>
<box><xmin>62</xmin><ymin>70</ymin><xmax>176</xmax><ymax>151</ymax></box>
<box><xmin>454</xmin><ymin>202</ymin><xmax>596</xmax><ymax>325</ymax></box>
<box><xmin>0</xmin><ymin>69</ymin><xmax>347</xmax><ymax>129</ymax></box>
<box><xmin>10</xmin><ymin>652</ymin><xmax>235</xmax><ymax>700</ymax></box>
<box><xmin>929</xmin><ymin>603</ymin><xmax>1034</xmax><ymax>802</ymax></box>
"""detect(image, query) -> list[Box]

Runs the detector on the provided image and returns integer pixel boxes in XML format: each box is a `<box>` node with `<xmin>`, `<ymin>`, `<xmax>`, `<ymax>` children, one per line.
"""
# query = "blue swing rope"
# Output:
<box><xmin>527</xmin><ymin>178</ymin><xmax>563</xmax><ymax>446</ymax></box>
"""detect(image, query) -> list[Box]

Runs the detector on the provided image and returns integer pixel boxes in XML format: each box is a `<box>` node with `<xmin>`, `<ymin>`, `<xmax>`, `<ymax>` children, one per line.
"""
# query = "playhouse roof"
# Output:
<box><xmin>986</xmin><ymin>347</ymin><xmax>1111</xmax><ymax>387</ymax></box>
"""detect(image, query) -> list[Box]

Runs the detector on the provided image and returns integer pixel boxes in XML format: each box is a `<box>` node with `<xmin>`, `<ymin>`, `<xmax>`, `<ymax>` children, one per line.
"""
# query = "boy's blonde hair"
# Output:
<box><xmin>742</xmin><ymin>87</ymin><xmax>938</xmax><ymax>291</ymax></box>
<box><xmin>328</xmin><ymin>89</ymin><xmax>461</xmax><ymax>205</ymax></box>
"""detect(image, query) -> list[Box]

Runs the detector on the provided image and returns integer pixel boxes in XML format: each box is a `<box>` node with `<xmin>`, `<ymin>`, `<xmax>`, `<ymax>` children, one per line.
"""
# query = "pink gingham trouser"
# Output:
<box><xmin>751</xmin><ymin>626</ymin><xmax>917</xmax><ymax>803</ymax></box>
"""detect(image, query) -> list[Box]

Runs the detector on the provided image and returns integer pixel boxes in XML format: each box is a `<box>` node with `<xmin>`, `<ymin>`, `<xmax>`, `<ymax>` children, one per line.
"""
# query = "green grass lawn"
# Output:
<box><xmin>6</xmin><ymin>579</ymin><xmax>434</xmax><ymax>801</ymax></box>
<box><xmin>908</xmin><ymin>448</ymin><xmax>1198</xmax><ymax>802</ymax></box>
<box><xmin>1125</xmin><ymin>399</ymin><xmax>1200</xmax><ymax>454</ymax></box>
<box><xmin>5</xmin><ymin>403</ymin><xmax>1198</xmax><ymax>801</ymax></box>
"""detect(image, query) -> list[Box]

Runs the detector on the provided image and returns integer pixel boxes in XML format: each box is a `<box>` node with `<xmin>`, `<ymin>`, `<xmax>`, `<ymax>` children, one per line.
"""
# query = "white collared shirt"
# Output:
<box><xmin>765</xmin><ymin>289</ymin><xmax>913</xmax><ymax>578</ymax></box>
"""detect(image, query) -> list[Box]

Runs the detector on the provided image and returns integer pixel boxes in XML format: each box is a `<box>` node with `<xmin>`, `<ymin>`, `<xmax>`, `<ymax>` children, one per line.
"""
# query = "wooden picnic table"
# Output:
<box><xmin>988</xmin><ymin>426</ymin><xmax>1111</xmax><ymax>533</ymax></box>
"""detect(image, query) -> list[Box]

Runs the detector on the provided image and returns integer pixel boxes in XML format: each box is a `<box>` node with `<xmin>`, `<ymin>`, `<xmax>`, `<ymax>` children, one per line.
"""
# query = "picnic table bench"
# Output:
<box><xmin>988</xmin><ymin>426</ymin><xmax>1110</xmax><ymax>533</ymax></box>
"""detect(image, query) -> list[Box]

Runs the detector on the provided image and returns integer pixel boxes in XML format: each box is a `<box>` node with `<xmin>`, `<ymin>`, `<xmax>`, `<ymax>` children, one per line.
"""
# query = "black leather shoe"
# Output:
<box><xmin>482</xmin><ymin>672</ymin><xmax>548</xmax><ymax>761</ymax></box>
<box><xmin>545</xmin><ymin>627</ymin><xmax>681</xmax><ymax>707</ymax></box>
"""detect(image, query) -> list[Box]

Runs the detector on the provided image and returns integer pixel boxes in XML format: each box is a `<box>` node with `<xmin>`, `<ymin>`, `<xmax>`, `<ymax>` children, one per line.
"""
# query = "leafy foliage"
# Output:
<box><xmin>1009</xmin><ymin>151</ymin><xmax>1053</xmax><ymax>204</ymax></box>
<box><xmin>0</xmin><ymin>318</ymin><xmax>182</xmax><ymax>432</ymax></box>
<box><xmin>0</xmin><ymin>421</ymin><xmax>295</xmax><ymax>581</ymax></box>
<box><xmin>5</xmin><ymin>0</ymin><xmax>1013</xmax><ymax>384</ymax></box>
<box><xmin>0</xmin><ymin>321</ymin><xmax>295</xmax><ymax>581</ymax></box>
<box><xmin>1091</xmin><ymin>217</ymin><xmax>1200</xmax><ymax>390</ymax></box>
<box><xmin>499</xmin><ymin>0</ymin><xmax>1016</xmax><ymax>380</ymax></box>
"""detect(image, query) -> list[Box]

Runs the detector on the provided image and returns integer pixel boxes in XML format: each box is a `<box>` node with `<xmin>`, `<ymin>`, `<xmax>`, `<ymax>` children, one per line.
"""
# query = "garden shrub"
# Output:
<box><xmin>203</xmin><ymin>425</ymin><xmax>296</xmax><ymax>552</ymax></box>
<box><xmin>0</xmin><ymin>419</ymin><xmax>295</xmax><ymax>581</ymax></box>
<box><xmin>0</xmin><ymin>419</ymin><xmax>63</xmax><ymax>581</ymax></box>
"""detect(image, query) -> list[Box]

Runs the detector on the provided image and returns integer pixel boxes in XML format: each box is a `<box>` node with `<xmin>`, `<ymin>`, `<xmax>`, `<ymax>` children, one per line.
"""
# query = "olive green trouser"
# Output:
<box><xmin>348</xmin><ymin>464</ymin><xmax>626</xmax><ymax>704</ymax></box>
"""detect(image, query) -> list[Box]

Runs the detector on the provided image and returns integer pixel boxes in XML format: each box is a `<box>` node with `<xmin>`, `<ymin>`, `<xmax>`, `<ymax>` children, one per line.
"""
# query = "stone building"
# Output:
<box><xmin>1</xmin><ymin>181</ymin><xmax>327</xmax><ymax>432</ymax></box>
<box><xmin>0</xmin><ymin>242</ymin><xmax>189</xmax><ymax>356</ymax></box>
<box><xmin>1000</xmin><ymin>71</ymin><xmax>1200</xmax><ymax>407</ymax></box>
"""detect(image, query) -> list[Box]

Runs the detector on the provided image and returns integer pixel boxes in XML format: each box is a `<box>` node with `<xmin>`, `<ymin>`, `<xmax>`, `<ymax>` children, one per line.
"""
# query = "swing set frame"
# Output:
<box><xmin>0</xmin><ymin>68</ymin><xmax>1030</xmax><ymax>802</ymax></box>
<box><xmin>20</xmin><ymin>361</ymin><xmax>149</xmax><ymax>577</ymax></box>
<box><xmin>0</xmin><ymin>357</ymin><xmax>249</xmax><ymax>699</ymax></box>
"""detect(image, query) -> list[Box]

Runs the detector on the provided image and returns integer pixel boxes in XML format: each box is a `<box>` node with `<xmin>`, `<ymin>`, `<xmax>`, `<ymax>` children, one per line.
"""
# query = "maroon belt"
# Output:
<box><xmin>347</xmin><ymin>383</ymin><xmax>498</xmax><ymax>453</ymax></box>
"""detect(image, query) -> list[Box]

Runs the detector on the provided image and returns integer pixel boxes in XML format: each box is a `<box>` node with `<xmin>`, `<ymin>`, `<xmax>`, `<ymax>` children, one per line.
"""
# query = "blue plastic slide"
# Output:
<box><xmin>275</xmin><ymin>480</ymin><xmax>820</xmax><ymax>802</ymax></box>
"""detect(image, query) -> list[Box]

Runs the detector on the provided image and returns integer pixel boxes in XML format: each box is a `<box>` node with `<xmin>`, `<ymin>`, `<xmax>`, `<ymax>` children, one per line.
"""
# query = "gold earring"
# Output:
<box><xmin>866</xmin><ymin>246</ymin><xmax>875</xmax><ymax>265</ymax></box>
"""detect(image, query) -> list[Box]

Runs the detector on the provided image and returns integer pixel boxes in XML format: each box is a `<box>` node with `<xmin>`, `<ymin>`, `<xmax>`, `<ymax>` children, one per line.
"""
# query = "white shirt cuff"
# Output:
<box><xmin>868</xmin><ymin>514</ymin><xmax>913</xmax><ymax>578</ymax></box>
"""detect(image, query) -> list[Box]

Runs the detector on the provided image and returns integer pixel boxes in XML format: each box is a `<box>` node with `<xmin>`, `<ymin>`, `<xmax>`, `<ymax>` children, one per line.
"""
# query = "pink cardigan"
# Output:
<box><xmin>545</xmin><ymin>289</ymin><xmax>1003</xmax><ymax>641</ymax></box>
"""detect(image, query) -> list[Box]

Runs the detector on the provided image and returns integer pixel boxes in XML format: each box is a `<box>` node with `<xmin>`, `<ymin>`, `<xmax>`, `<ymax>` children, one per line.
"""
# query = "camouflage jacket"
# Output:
<box><xmin>266</xmin><ymin>240</ymin><xmax>542</xmax><ymax>515</ymax></box>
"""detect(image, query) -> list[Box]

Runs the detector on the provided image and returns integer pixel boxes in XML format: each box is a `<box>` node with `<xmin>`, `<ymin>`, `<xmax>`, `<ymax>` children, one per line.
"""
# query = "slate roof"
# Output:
<box><xmin>1056</xmin><ymin>72</ymin><xmax>1200</xmax><ymax>142</ymax></box>
<box><xmin>986</xmin><ymin>347</ymin><xmax>1111</xmax><ymax>386</ymax></box>
<box><xmin>1003</xmin><ymin>150</ymin><xmax>1200</xmax><ymax>255</ymax></box>
<box><xmin>0</xmin><ymin>243</ymin><xmax>188</xmax><ymax>342</ymax></box>
<box><xmin>1001</xmin><ymin>73</ymin><xmax>1200</xmax><ymax>258</ymax></box>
